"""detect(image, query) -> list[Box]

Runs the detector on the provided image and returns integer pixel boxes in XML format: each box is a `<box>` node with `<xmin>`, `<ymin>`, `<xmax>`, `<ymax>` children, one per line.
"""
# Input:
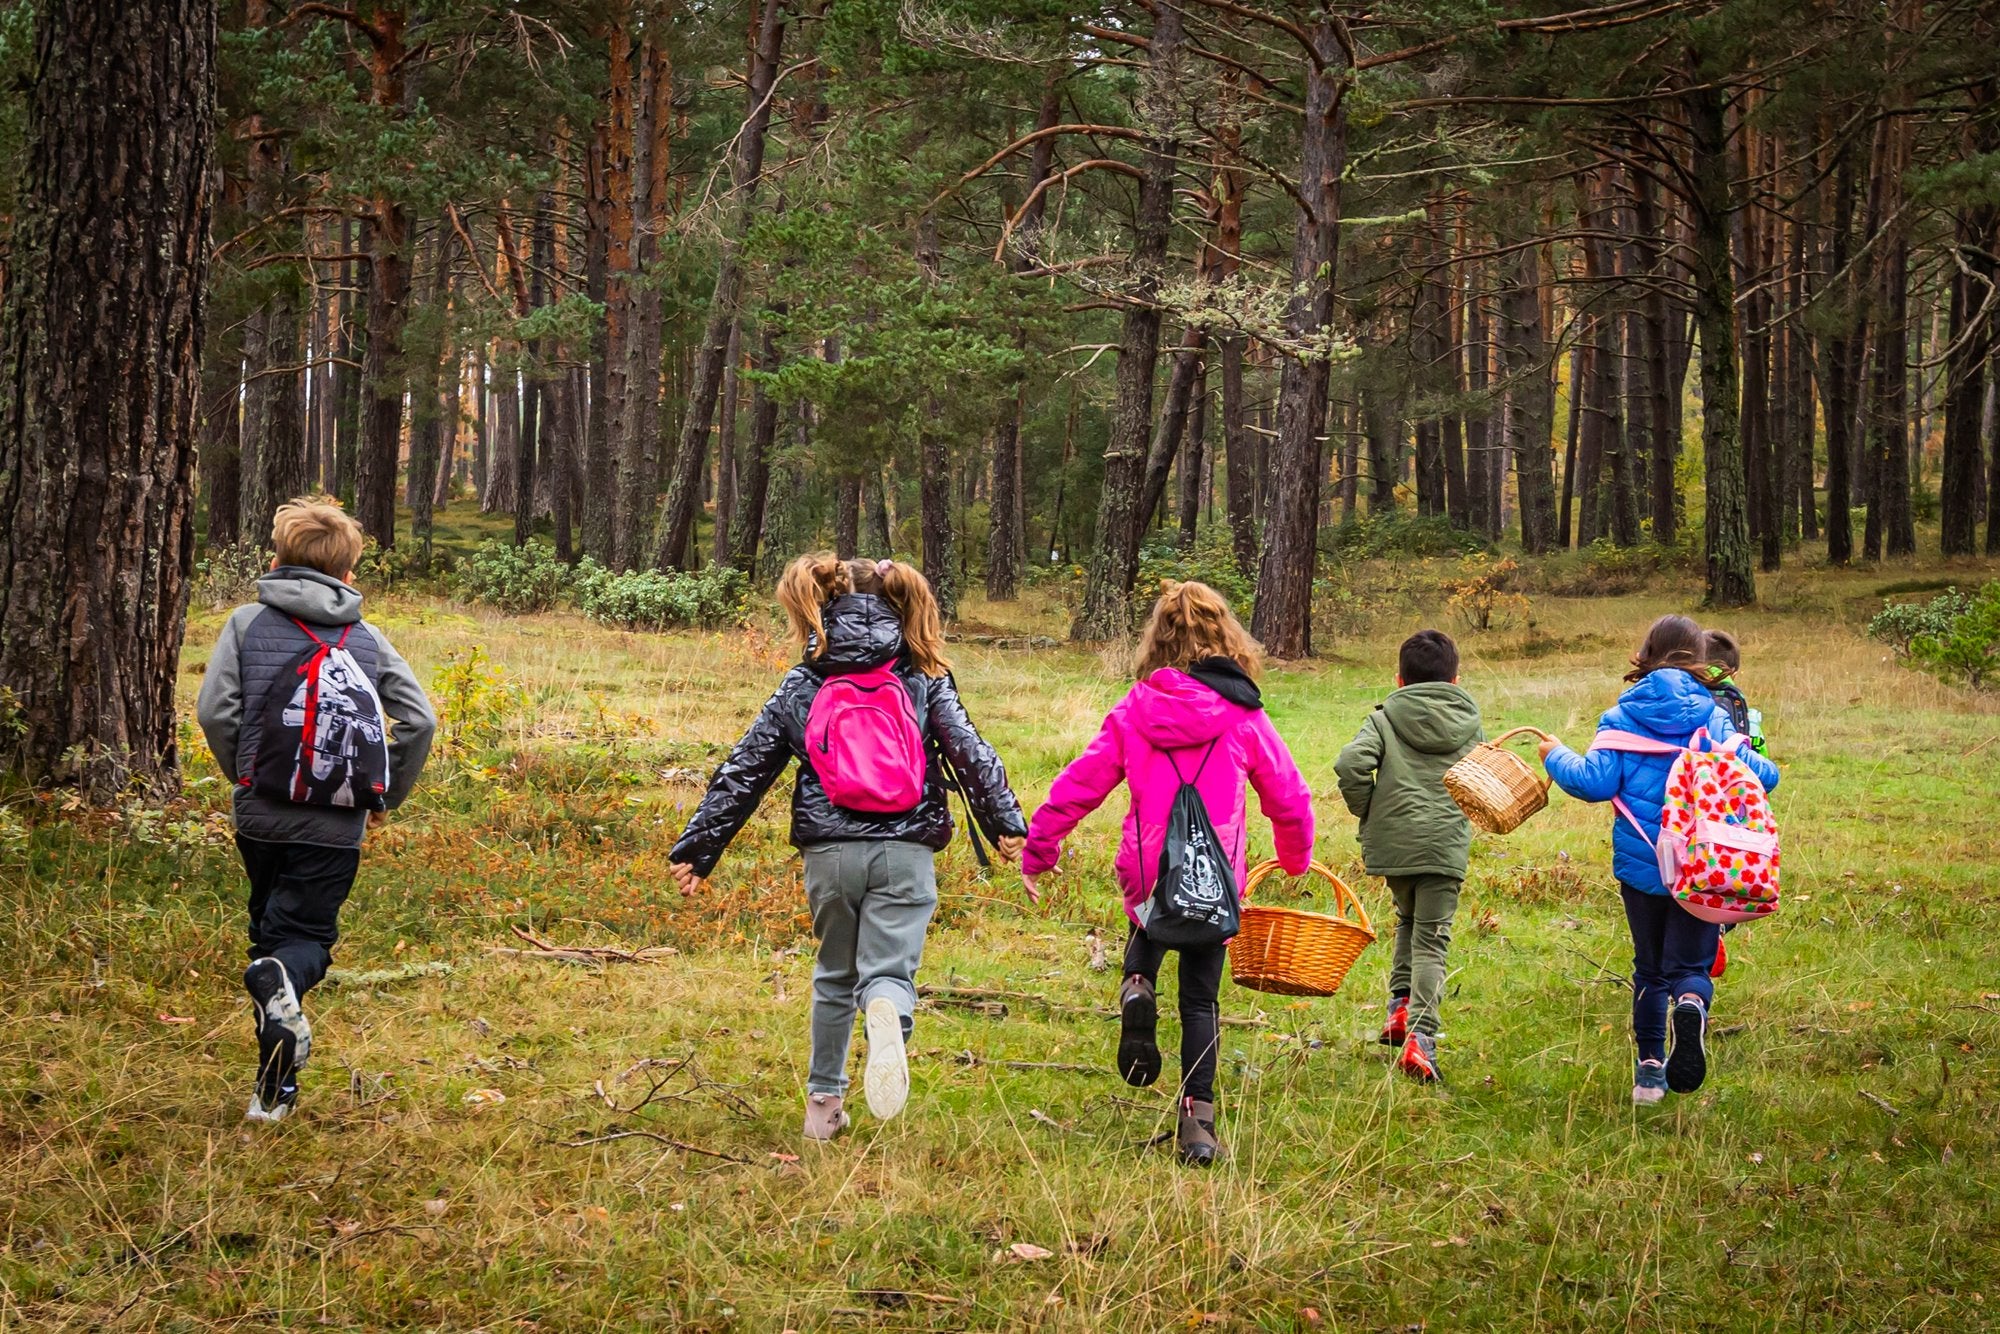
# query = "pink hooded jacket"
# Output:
<box><xmin>1022</xmin><ymin>666</ymin><xmax>1316</xmax><ymax>926</ymax></box>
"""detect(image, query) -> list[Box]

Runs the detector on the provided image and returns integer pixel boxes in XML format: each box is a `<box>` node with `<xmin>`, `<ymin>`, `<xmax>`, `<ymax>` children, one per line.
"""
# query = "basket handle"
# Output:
<box><xmin>1243</xmin><ymin>859</ymin><xmax>1374</xmax><ymax>935</ymax></box>
<box><xmin>1489</xmin><ymin>725</ymin><xmax>1554</xmax><ymax>748</ymax></box>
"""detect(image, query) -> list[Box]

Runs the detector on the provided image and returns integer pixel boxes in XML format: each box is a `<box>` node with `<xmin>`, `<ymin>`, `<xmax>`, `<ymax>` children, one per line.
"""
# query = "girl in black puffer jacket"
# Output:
<box><xmin>669</xmin><ymin>554</ymin><xmax>1026</xmax><ymax>1141</ymax></box>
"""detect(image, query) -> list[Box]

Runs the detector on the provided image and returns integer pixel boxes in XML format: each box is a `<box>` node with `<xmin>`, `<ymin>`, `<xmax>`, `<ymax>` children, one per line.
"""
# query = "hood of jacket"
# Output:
<box><xmin>1614</xmin><ymin>668</ymin><xmax>1720</xmax><ymax>739</ymax></box>
<box><xmin>807</xmin><ymin>593</ymin><xmax>904</xmax><ymax>674</ymax></box>
<box><xmin>1378</xmin><ymin>681</ymin><xmax>1483</xmax><ymax>755</ymax></box>
<box><xmin>1187</xmin><ymin>656</ymin><xmax>1262</xmax><ymax>710</ymax></box>
<box><xmin>258</xmin><ymin>567</ymin><xmax>363</xmax><ymax>626</ymax></box>
<box><xmin>1127</xmin><ymin>667</ymin><xmax>1253</xmax><ymax>750</ymax></box>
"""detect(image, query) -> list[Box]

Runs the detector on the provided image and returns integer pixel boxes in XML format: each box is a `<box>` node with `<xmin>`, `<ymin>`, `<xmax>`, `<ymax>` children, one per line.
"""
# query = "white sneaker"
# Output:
<box><xmin>244</xmin><ymin>958</ymin><xmax>310</xmax><ymax>1122</ymax></box>
<box><xmin>862</xmin><ymin>997</ymin><xmax>909</xmax><ymax>1120</ymax></box>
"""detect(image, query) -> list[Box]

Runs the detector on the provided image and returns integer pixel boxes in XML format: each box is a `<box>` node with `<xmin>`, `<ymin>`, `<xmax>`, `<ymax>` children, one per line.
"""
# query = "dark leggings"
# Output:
<box><xmin>1123</xmin><ymin>926</ymin><xmax>1228</xmax><ymax>1103</ymax></box>
<box><xmin>1619</xmin><ymin>884</ymin><xmax>1719</xmax><ymax>1062</ymax></box>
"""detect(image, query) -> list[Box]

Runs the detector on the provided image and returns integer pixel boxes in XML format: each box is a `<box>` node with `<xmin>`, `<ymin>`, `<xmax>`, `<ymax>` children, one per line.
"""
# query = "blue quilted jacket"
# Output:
<box><xmin>1543</xmin><ymin>668</ymin><xmax>1781</xmax><ymax>895</ymax></box>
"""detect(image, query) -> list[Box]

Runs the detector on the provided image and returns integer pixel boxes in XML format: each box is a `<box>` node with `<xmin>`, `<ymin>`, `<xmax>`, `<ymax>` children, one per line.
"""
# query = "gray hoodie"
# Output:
<box><xmin>196</xmin><ymin>568</ymin><xmax>436</xmax><ymax>849</ymax></box>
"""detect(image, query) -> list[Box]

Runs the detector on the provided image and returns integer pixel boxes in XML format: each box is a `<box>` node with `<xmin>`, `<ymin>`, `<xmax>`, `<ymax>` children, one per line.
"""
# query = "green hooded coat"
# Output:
<box><xmin>1333</xmin><ymin>681</ymin><xmax>1484</xmax><ymax>879</ymax></box>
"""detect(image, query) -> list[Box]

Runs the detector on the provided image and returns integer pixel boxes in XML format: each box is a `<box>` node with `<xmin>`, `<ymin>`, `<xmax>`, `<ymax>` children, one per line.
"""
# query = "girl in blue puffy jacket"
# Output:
<box><xmin>1537</xmin><ymin>615</ymin><xmax>1780</xmax><ymax>1105</ymax></box>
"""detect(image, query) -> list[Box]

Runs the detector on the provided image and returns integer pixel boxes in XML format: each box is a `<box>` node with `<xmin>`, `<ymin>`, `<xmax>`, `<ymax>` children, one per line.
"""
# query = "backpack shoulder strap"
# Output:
<box><xmin>1591</xmin><ymin>729</ymin><xmax>1684</xmax><ymax>755</ymax></box>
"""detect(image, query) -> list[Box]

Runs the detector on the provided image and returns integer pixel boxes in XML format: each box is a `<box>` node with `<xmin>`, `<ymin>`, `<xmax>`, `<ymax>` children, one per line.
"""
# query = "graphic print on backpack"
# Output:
<box><xmin>1141</xmin><ymin>742</ymin><xmax>1242</xmax><ymax>948</ymax></box>
<box><xmin>250</xmin><ymin>621</ymin><xmax>391</xmax><ymax>810</ymax></box>
<box><xmin>805</xmin><ymin>664</ymin><xmax>927</xmax><ymax>814</ymax></box>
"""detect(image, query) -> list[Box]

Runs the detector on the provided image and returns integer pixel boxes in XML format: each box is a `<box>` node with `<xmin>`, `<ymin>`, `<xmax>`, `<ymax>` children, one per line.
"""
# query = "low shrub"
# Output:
<box><xmin>461</xmin><ymin>540</ymin><xmax>572</xmax><ymax>613</ymax></box>
<box><xmin>1445</xmin><ymin>553</ymin><xmax>1533</xmax><ymax>631</ymax></box>
<box><xmin>1134</xmin><ymin>530</ymin><xmax>1255</xmax><ymax>616</ymax></box>
<box><xmin>1532</xmin><ymin>539</ymin><xmax>1690</xmax><ymax>598</ymax></box>
<box><xmin>1909</xmin><ymin>581</ymin><xmax>2000</xmax><ymax>689</ymax></box>
<box><xmin>1867</xmin><ymin>588</ymin><xmax>1972</xmax><ymax>658</ymax></box>
<box><xmin>573</xmin><ymin>561</ymin><xmax>751</xmax><ymax>631</ymax></box>
<box><xmin>1329</xmin><ymin>511</ymin><xmax>1486</xmax><ymax>560</ymax></box>
<box><xmin>190</xmin><ymin>544</ymin><xmax>271</xmax><ymax>609</ymax></box>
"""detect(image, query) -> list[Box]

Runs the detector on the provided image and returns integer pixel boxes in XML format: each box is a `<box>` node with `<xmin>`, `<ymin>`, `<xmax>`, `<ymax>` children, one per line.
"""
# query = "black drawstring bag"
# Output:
<box><xmin>1137</xmin><ymin>741</ymin><xmax>1239</xmax><ymax>947</ymax></box>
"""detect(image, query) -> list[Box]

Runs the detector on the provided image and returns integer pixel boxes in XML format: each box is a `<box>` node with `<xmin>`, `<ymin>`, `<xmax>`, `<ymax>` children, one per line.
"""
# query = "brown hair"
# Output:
<box><xmin>1625</xmin><ymin>613</ymin><xmax>1706</xmax><ymax>684</ymax></box>
<box><xmin>774</xmin><ymin>552</ymin><xmax>951</xmax><ymax>678</ymax></box>
<box><xmin>271</xmin><ymin>498</ymin><xmax>365</xmax><ymax>579</ymax></box>
<box><xmin>1133</xmin><ymin>580</ymin><xmax>1262</xmax><ymax>679</ymax></box>
<box><xmin>1704</xmin><ymin>629</ymin><xmax>1741</xmax><ymax>674</ymax></box>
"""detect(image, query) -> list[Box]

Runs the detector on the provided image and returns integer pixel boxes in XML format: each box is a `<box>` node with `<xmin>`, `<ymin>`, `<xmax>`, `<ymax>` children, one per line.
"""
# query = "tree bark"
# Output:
<box><xmin>351</xmin><ymin>7</ymin><xmax>409</xmax><ymax>547</ymax></box>
<box><xmin>1072</xmin><ymin>1</ymin><xmax>1183</xmax><ymax>642</ymax></box>
<box><xmin>654</xmin><ymin>0</ymin><xmax>786</xmax><ymax>571</ymax></box>
<box><xmin>711</xmin><ymin>317</ymin><xmax>742</xmax><ymax>566</ymax></box>
<box><xmin>0</xmin><ymin>0</ymin><xmax>213</xmax><ymax>798</ymax></box>
<box><xmin>1177</xmin><ymin>352</ymin><xmax>1211</xmax><ymax>548</ymax></box>
<box><xmin>1250</xmin><ymin>17</ymin><xmax>1349</xmax><ymax>659</ymax></box>
<box><xmin>1134</xmin><ymin>329</ymin><xmax>1208</xmax><ymax>561</ymax></box>
<box><xmin>987</xmin><ymin>74</ymin><xmax>1063</xmax><ymax>600</ymax></box>
<box><xmin>1942</xmin><ymin>79</ymin><xmax>1998</xmax><ymax>557</ymax></box>
<box><xmin>728</xmin><ymin>320</ymin><xmax>782</xmax><ymax>579</ymax></box>
<box><xmin>1501</xmin><ymin>245</ymin><xmax>1557</xmax><ymax>554</ymax></box>
<box><xmin>1463</xmin><ymin>268</ymin><xmax>1493</xmax><ymax>537</ymax></box>
<box><xmin>1688</xmin><ymin>71</ymin><xmax>1754</xmax><ymax>604</ymax></box>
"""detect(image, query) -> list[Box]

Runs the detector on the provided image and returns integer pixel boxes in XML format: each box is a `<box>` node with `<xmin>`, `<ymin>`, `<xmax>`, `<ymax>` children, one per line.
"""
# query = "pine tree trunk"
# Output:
<box><xmin>655</xmin><ymin>0</ymin><xmax>785</xmax><ymax>571</ymax></box>
<box><xmin>333</xmin><ymin>228</ymin><xmax>362</xmax><ymax>506</ymax></box>
<box><xmin>1502</xmin><ymin>245</ymin><xmax>1557</xmax><ymax>554</ymax></box>
<box><xmin>1249</xmin><ymin>16</ymin><xmax>1348</xmax><ymax>660</ymax></box>
<box><xmin>602</xmin><ymin>13</ymin><xmax>641</xmax><ymax>566</ymax></box>
<box><xmin>1821</xmin><ymin>141</ymin><xmax>1859</xmax><ymax>565</ymax></box>
<box><xmin>202</xmin><ymin>329</ymin><xmax>244</xmax><ymax>547</ymax></box>
<box><xmin>1560</xmin><ymin>339</ymin><xmax>1584</xmax><ymax>549</ymax></box>
<box><xmin>728</xmin><ymin>320</ymin><xmax>782</xmax><ymax>579</ymax></box>
<box><xmin>1073</xmin><ymin>0</ymin><xmax>1182</xmax><ymax>642</ymax></box>
<box><xmin>1464</xmin><ymin>271</ymin><xmax>1493</xmax><ymax>537</ymax></box>
<box><xmin>1365</xmin><ymin>395</ymin><xmax>1400</xmax><ymax>516</ymax></box>
<box><xmin>1135</xmin><ymin>330</ymin><xmax>1207</xmax><ymax>562</ymax></box>
<box><xmin>712</xmin><ymin>317</ymin><xmax>742</xmax><ymax>566</ymax></box>
<box><xmin>1221</xmin><ymin>337</ymin><xmax>1256</xmax><ymax>576</ymax></box>
<box><xmin>987</xmin><ymin>74</ymin><xmax>1063</xmax><ymax>601</ymax></box>
<box><xmin>410</xmin><ymin>226</ymin><xmax>456</xmax><ymax>556</ymax></box>
<box><xmin>1177</xmin><ymin>353</ymin><xmax>1210</xmax><ymax>548</ymax></box>
<box><xmin>581</xmin><ymin>121</ymin><xmax>615</xmax><ymax>564</ymax></box>
<box><xmin>1688</xmin><ymin>71</ymin><xmax>1754</xmax><ymax>604</ymax></box>
<box><xmin>0</xmin><ymin>0</ymin><xmax>213</xmax><ymax>798</ymax></box>
<box><xmin>1942</xmin><ymin>80</ymin><xmax>1998</xmax><ymax>557</ymax></box>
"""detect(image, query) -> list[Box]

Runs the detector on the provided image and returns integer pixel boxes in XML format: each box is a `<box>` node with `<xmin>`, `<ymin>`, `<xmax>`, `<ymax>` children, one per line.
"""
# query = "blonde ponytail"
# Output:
<box><xmin>776</xmin><ymin>552</ymin><xmax>852</xmax><ymax>658</ymax></box>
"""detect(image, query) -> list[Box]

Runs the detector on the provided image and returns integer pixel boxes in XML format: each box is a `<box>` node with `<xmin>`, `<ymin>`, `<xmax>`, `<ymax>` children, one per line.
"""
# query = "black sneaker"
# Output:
<box><xmin>244</xmin><ymin>958</ymin><xmax>311</xmax><ymax>1122</ymax></box>
<box><xmin>1116</xmin><ymin>975</ymin><xmax>1161</xmax><ymax>1088</ymax></box>
<box><xmin>1665</xmin><ymin>995</ymin><xmax>1708</xmax><ymax>1094</ymax></box>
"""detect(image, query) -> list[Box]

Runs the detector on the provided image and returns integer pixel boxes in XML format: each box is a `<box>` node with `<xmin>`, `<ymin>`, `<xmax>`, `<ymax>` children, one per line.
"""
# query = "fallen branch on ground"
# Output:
<box><xmin>494</xmin><ymin>924</ymin><xmax>679</xmax><ymax>965</ymax></box>
<box><xmin>919</xmin><ymin>984</ymin><xmax>1268</xmax><ymax>1028</ymax></box>
<box><xmin>1860</xmin><ymin>1090</ymin><xmax>1901</xmax><ymax>1117</ymax></box>
<box><xmin>560</xmin><ymin>1129</ymin><xmax>753</xmax><ymax>1164</ymax></box>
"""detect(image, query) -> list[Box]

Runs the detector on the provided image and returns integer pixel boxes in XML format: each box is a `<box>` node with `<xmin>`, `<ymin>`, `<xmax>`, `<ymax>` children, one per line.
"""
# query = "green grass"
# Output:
<box><xmin>5</xmin><ymin>549</ymin><xmax>2000</xmax><ymax>1331</ymax></box>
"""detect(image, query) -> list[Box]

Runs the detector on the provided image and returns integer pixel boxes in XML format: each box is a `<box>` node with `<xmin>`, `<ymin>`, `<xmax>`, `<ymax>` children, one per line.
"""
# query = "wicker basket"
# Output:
<box><xmin>1228</xmin><ymin>860</ymin><xmax>1376</xmax><ymax>997</ymax></box>
<box><xmin>1443</xmin><ymin>725</ymin><xmax>1554</xmax><ymax>834</ymax></box>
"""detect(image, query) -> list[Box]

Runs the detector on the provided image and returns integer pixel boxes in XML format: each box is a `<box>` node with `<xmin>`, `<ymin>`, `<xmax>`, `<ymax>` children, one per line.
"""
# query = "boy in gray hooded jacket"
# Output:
<box><xmin>196</xmin><ymin>500</ymin><xmax>435</xmax><ymax>1122</ymax></box>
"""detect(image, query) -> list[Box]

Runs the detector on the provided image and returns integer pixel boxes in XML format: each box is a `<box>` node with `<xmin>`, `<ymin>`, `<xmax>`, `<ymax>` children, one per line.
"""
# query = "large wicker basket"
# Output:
<box><xmin>1443</xmin><ymin>726</ymin><xmax>1554</xmax><ymax>834</ymax></box>
<box><xmin>1228</xmin><ymin>860</ymin><xmax>1376</xmax><ymax>997</ymax></box>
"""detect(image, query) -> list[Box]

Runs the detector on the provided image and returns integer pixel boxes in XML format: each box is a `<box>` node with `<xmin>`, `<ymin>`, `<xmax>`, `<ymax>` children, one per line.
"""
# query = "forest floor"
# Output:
<box><xmin>5</xmin><ymin>542</ymin><xmax>2000</xmax><ymax>1332</ymax></box>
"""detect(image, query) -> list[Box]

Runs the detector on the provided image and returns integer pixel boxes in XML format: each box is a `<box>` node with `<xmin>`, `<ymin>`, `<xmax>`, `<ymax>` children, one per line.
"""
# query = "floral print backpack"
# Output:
<box><xmin>1593</xmin><ymin>727</ymin><xmax>1781</xmax><ymax>924</ymax></box>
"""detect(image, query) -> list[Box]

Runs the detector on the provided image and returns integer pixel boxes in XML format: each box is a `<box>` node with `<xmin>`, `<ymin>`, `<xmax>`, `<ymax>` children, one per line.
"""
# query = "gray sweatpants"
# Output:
<box><xmin>802</xmin><ymin>840</ymin><xmax>938</xmax><ymax>1095</ymax></box>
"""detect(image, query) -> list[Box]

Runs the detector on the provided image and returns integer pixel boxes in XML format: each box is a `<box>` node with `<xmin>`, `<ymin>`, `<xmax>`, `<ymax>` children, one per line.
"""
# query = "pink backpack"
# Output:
<box><xmin>1592</xmin><ymin>727</ymin><xmax>1781</xmax><ymax>924</ymax></box>
<box><xmin>805</xmin><ymin>664</ymin><xmax>927</xmax><ymax>813</ymax></box>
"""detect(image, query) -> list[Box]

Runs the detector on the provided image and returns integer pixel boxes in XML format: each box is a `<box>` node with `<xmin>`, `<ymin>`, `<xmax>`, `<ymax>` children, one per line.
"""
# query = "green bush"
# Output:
<box><xmin>574</xmin><ymin>562</ymin><xmax>751</xmax><ymax>631</ymax></box>
<box><xmin>1534</xmin><ymin>539</ymin><xmax>1689</xmax><ymax>598</ymax></box>
<box><xmin>190</xmin><ymin>544</ymin><xmax>271</xmax><ymax>609</ymax></box>
<box><xmin>1867</xmin><ymin>588</ymin><xmax>1972</xmax><ymax>658</ymax></box>
<box><xmin>1910</xmin><ymin>581</ymin><xmax>2000</xmax><ymax>688</ymax></box>
<box><xmin>1329</xmin><ymin>511</ymin><xmax>1486</xmax><ymax>559</ymax></box>
<box><xmin>462</xmin><ymin>540</ymin><xmax>572</xmax><ymax>613</ymax></box>
<box><xmin>1133</xmin><ymin>530</ymin><xmax>1255</xmax><ymax>617</ymax></box>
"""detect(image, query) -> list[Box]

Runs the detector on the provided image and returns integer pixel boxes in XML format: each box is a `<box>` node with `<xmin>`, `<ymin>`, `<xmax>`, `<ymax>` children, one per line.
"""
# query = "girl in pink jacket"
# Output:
<box><xmin>1022</xmin><ymin>582</ymin><xmax>1314</xmax><ymax>1165</ymax></box>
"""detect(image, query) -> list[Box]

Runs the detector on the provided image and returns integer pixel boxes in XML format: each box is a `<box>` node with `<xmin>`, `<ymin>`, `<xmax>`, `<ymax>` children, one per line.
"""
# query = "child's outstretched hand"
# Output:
<box><xmin>1020</xmin><ymin>872</ymin><xmax>1041</xmax><ymax>906</ymax></box>
<box><xmin>668</xmin><ymin>862</ymin><xmax>700</xmax><ymax>896</ymax></box>
<box><xmin>995</xmin><ymin>835</ymin><xmax>1025</xmax><ymax>864</ymax></box>
<box><xmin>1537</xmin><ymin>737</ymin><xmax>1559</xmax><ymax>764</ymax></box>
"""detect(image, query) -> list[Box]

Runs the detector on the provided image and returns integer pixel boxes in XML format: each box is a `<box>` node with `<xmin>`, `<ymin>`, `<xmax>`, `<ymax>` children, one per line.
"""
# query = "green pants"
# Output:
<box><xmin>1387</xmin><ymin>874</ymin><xmax>1461</xmax><ymax>1038</ymax></box>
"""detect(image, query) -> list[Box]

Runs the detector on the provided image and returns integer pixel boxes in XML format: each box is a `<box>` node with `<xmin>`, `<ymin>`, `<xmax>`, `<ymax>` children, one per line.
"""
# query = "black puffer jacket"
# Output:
<box><xmin>670</xmin><ymin>594</ymin><xmax>1027</xmax><ymax>876</ymax></box>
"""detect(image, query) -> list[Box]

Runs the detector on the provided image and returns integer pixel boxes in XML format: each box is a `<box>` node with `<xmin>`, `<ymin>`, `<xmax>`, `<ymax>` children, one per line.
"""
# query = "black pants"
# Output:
<box><xmin>1124</xmin><ymin>926</ymin><xmax>1228</xmax><ymax>1104</ymax></box>
<box><xmin>237</xmin><ymin>836</ymin><xmax>362</xmax><ymax>996</ymax></box>
<box><xmin>1619</xmin><ymin>884</ymin><xmax>1719</xmax><ymax>1063</ymax></box>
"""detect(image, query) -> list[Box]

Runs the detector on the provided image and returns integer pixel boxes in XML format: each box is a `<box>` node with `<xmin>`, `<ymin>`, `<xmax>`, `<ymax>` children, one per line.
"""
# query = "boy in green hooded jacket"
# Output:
<box><xmin>1334</xmin><ymin>629</ymin><xmax>1484</xmax><ymax>1083</ymax></box>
